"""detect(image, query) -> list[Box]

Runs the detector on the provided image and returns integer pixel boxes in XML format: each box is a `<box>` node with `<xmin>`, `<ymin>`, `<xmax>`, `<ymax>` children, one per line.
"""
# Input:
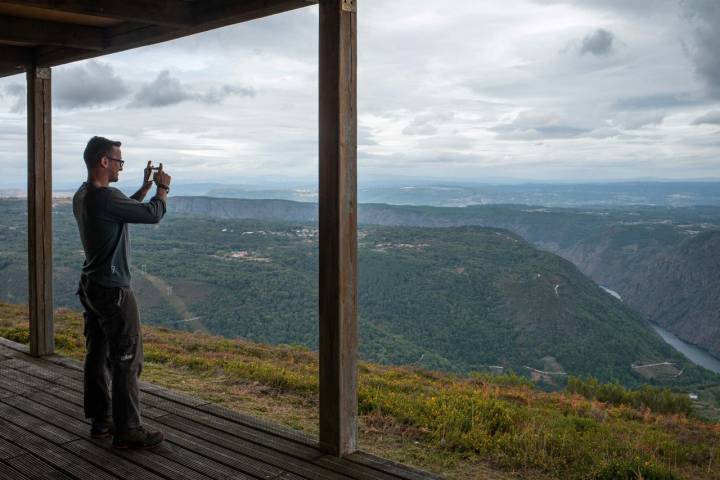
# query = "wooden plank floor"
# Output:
<box><xmin>0</xmin><ymin>337</ymin><xmax>442</xmax><ymax>480</ymax></box>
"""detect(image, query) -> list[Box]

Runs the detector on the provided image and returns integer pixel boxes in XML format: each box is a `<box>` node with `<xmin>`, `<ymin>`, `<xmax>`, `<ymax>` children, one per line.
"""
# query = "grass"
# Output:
<box><xmin>1</xmin><ymin>302</ymin><xmax>719</xmax><ymax>480</ymax></box>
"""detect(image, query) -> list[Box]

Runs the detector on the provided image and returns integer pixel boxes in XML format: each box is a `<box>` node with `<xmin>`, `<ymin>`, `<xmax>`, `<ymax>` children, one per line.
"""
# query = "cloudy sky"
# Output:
<box><xmin>1</xmin><ymin>0</ymin><xmax>719</xmax><ymax>188</ymax></box>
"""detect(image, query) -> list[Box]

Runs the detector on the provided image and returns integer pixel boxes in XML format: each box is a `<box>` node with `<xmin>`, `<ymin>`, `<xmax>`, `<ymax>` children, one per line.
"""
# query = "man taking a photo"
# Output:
<box><xmin>73</xmin><ymin>136</ymin><xmax>171</xmax><ymax>449</ymax></box>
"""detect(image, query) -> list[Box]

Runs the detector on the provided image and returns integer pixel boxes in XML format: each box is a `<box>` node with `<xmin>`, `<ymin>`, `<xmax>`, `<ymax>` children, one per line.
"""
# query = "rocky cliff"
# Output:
<box><xmin>565</xmin><ymin>229</ymin><xmax>720</xmax><ymax>358</ymax></box>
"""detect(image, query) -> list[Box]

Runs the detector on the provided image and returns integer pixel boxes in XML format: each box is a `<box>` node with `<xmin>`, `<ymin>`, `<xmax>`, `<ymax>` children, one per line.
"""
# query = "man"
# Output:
<box><xmin>73</xmin><ymin>136</ymin><xmax>171</xmax><ymax>449</ymax></box>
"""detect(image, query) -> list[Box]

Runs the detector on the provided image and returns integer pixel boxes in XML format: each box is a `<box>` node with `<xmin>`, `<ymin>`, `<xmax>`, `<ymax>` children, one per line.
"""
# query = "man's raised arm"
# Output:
<box><xmin>105</xmin><ymin>188</ymin><xmax>167</xmax><ymax>224</ymax></box>
<box><xmin>106</xmin><ymin>162</ymin><xmax>171</xmax><ymax>224</ymax></box>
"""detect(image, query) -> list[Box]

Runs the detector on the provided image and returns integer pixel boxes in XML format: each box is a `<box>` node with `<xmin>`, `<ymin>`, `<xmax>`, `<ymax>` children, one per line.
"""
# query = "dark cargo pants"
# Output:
<box><xmin>77</xmin><ymin>276</ymin><xmax>143</xmax><ymax>434</ymax></box>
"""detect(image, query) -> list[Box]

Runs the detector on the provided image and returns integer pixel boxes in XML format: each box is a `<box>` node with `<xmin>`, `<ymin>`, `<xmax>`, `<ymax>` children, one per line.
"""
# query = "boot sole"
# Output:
<box><xmin>112</xmin><ymin>440</ymin><xmax>163</xmax><ymax>449</ymax></box>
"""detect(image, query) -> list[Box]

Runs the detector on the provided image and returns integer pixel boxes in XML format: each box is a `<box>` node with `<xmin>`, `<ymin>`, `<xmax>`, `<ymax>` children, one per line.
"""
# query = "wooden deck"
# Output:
<box><xmin>0</xmin><ymin>337</ymin><xmax>442</xmax><ymax>480</ymax></box>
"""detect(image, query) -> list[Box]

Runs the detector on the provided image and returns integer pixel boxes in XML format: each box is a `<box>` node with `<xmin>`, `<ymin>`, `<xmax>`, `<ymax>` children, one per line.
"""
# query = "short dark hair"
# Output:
<box><xmin>83</xmin><ymin>136</ymin><xmax>121</xmax><ymax>169</ymax></box>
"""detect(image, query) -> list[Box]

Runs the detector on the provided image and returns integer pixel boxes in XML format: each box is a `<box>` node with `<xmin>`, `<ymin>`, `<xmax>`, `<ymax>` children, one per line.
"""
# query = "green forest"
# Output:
<box><xmin>1</xmin><ymin>198</ymin><xmax>718</xmax><ymax>395</ymax></box>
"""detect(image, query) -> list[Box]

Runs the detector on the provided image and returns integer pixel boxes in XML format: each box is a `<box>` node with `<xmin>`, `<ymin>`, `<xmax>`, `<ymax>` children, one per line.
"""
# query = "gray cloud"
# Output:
<box><xmin>402</xmin><ymin>112</ymin><xmax>454</xmax><ymax>136</ymax></box>
<box><xmin>4</xmin><ymin>84</ymin><xmax>23</xmax><ymax>101</ymax></box>
<box><xmin>681</xmin><ymin>0</ymin><xmax>720</xmax><ymax>97</ymax></box>
<box><xmin>528</xmin><ymin>125</ymin><xmax>589</xmax><ymax>138</ymax></box>
<box><xmin>612</xmin><ymin>94</ymin><xmax>700</xmax><ymax>110</ymax></box>
<box><xmin>613</xmin><ymin>112</ymin><xmax>665</xmax><ymax>129</ymax></box>
<box><xmin>585</xmin><ymin>127</ymin><xmax>623</xmax><ymax>139</ymax></box>
<box><xmin>358</xmin><ymin>125</ymin><xmax>379</xmax><ymax>146</ymax></box>
<box><xmin>55</xmin><ymin>61</ymin><xmax>130</xmax><ymax>109</ymax></box>
<box><xmin>403</xmin><ymin>122</ymin><xmax>436</xmax><ymax>136</ymax></box>
<box><xmin>362</xmin><ymin>150</ymin><xmax>481</xmax><ymax>168</ymax></box>
<box><xmin>580</xmin><ymin>29</ymin><xmax>616</xmax><ymax>56</ymax></box>
<box><xmin>200</xmin><ymin>85</ymin><xmax>256</xmax><ymax>104</ymax></box>
<box><xmin>416</xmin><ymin>135</ymin><xmax>476</xmax><ymax>150</ymax></box>
<box><xmin>0</xmin><ymin>122</ymin><xmax>24</xmax><ymax>135</ymax></box>
<box><xmin>692</xmin><ymin>110</ymin><xmax>720</xmax><ymax>125</ymax></box>
<box><xmin>490</xmin><ymin>111</ymin><xmax>590</xmax><ymax>140</ymax></box>
<box><xmin>2</xmin><ymin>1</ymin><xmax>718</xmax><ymax>185</ymax></box>
<box><xmin>130</xmin><ymin>71</ymin><xmax>255</xmax><ymax>108</ymax></box>
<box><xmin>536</xmin><ymin>0</ymin><xmax>677</xmax><ymax>17</ymax></box>
<box><xmin>129</xmin><ymin>71</ymin><xmax>192</xmax><ymax>107</ymax></box>
<box><xmin>177</xmin><ymin>7</ymin><xmax>318</xmax><ymax>59</ymax></box>
<box><xmin>3</xmin><ymin>83</ymin><xmax>24</xmax><ymax>113</ymax></box>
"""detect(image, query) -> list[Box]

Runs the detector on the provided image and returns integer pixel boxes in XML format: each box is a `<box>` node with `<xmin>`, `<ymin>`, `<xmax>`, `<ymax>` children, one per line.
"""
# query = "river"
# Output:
<box><xmin>601</xmin><ymin>285</ymin><xmax>720</xmax><ymax>374</ymax></box>
<box><xmin>651</xmin><ymin>324</ymin><xmax>720</xmax><ymax>374</ymax></box>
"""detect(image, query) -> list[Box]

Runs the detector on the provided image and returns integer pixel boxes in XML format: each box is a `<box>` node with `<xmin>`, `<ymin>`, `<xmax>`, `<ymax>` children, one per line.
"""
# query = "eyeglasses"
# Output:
<box><xmin>106</xmin><ymin>157</ymin><xmax>124</xmax><ymax>167</ymax></box>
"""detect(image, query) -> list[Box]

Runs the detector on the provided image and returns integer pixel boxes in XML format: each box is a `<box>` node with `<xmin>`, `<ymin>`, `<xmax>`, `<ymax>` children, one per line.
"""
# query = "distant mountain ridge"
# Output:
<box><xmin>173</xmin><ymin>181</ymin><xmax>720</xmax><ymax>207</ymax></box>
<box><xmin>172</xmin><ymin>196</ymin><xmax>317</xmax><ymax>222</ymax></box>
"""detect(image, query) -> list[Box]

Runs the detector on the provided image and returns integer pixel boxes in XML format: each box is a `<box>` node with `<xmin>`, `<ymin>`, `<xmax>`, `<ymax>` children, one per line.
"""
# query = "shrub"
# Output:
<box><xmin>0</xmin><ymin>327</ymin><xmax>29</xmax><ymax>344</ymax></box>
<box><xmin>567</xmin><ymin>377</ymin><xmax>693</xmax><ymax>416</ymax></box>
<box><xmin>592</xmin><ymin>458</ymin><xmax>678</xmax><ymax>480</ymax></box>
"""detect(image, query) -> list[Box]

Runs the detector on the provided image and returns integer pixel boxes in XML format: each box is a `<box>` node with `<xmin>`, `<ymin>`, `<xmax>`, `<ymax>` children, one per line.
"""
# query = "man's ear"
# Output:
<box><xmin>99</xmin><ymin>156</ymin><xmax>110</xmax><ymax>169</ymax></box>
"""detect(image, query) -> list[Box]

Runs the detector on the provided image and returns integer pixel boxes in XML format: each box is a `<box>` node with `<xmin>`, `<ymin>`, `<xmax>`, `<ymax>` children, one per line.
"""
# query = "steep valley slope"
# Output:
<box><xmin>564</xmin><ymin>227</ymin><xmax>720</xmax><ymax>358</ymax></box>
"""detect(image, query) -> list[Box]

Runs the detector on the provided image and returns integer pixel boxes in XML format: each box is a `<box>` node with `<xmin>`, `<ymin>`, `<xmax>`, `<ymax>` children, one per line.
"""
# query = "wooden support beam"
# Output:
<box><xmin>318</xmin><ymin>0</ymin><xmax>357</xmax><ymax>457</ymax></box>
<box><xmin>27</xmin><ymin>61</ymin><xmax>54</xmax><ymax>357</ymax></box>
<box><xmin>0</xmin><ymin>14</ymin><xmax>105</xmax><ymax>50</ymax></box>
<box><xmin>0</xmin><ymin>0</ymin><xmax>195</xmax><ymax>27</ymax></box>
<box><xmin>35</xmin><ymin>0</ymin><xmax>312</xmax><ymax>67</ymax></box>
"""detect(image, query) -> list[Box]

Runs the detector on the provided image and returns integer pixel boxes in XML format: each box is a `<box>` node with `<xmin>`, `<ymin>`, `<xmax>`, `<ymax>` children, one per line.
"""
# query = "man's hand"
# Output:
<box><xmin>143</xmin><ymin>160</ymin><xmax>154</xmax><ymax>187</ymax></box>
<box><xmin>153</xmin><ymin>163</ymin><xmax>171</xmax><ymax>196</ymax></box>
<box><xmin>130</xmin><ymin>161</ymin><xmax>156</xmax><ymax>202</ymax></box>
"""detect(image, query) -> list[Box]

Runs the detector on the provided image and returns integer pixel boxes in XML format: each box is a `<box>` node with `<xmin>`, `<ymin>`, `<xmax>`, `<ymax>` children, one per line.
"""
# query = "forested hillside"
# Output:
<box><xmin>169</xmin><ymin>196</ymin><xmax>720</xmax><ymax>361</ymax></box>
<box><xmin>1</xmin><ymin>198</ymin><xmax>717</xmax><ymax>392</ymax></box>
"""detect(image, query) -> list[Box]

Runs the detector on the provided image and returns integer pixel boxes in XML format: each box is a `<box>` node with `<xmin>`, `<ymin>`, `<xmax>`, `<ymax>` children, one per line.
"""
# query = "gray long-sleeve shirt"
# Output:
<box><xmin>73</xmin><ymin>182</ymin><xmax>166</xmax><ymax>287</ymax></box>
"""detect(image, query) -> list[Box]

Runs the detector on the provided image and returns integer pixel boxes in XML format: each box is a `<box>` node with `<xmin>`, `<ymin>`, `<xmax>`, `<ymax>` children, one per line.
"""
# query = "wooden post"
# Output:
<box><xmin>318</xmin><ymin>0</ymin><xmax>358</xmax><ymax>457</ymax></box>
<box><xmin>27</xmin><ymin>61</ymin><xmax>54</xmax><ymax>357</ymax></box>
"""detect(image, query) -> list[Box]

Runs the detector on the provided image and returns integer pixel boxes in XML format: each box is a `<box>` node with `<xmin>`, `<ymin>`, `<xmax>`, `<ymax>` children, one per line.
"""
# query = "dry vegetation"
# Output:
<box><xmin>1</xmin><ymin>302</ymin><xmax>718</xmax><ymax>480</ymax></box>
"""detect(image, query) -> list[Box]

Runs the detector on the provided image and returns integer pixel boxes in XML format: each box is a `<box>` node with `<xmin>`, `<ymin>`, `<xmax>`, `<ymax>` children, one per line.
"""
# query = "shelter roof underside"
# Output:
<box><xmin>0</xmin><ymin>0</ymin><xmax>315</xmax><ymax>78</ymax></box>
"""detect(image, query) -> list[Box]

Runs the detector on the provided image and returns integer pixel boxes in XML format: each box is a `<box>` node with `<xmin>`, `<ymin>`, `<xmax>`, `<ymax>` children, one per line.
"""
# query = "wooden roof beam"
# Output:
<box><xmin>35</xmin><ymin>0</ymin><xmax>315</xmax><ymax>67</ymax></box>
<box><xmin>0</xmin><ymin>66</ymin><xmax>26</xmax><ymax>78</ymax></box>
<box><xmin>192</xmin><ymin>0</ymin><xmax>318</xmax><ymax>30</ymax></box>
<box><xmin>0</xmin><ymin>45</ymin><xmax>30</xmax><ymax>77</ymax></box>
<box><xmin>0</xmin><ymin>0</ymin><xmax>196</xmax><ymax>28</ymax></box>
<box><xmin>0</xmin><ymin>44</ymin><xmax>32</xmax><ymax>66</ymax></box>
<box><xmin>0</xmin><ymin>14</ymin><xmax>105</xmax><ymax>50</ymax></box>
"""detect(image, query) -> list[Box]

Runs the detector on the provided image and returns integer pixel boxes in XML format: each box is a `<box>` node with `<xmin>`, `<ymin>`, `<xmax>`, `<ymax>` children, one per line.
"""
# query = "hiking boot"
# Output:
<box><xmin>112</xmin><ymin>426</ymin><xmax>164</xmax><ymax>449</ymax></box>
<box><xmin>90</xmin><ymin>416</ymin><xmax>113</xmax><ymax>439</ymax></box>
